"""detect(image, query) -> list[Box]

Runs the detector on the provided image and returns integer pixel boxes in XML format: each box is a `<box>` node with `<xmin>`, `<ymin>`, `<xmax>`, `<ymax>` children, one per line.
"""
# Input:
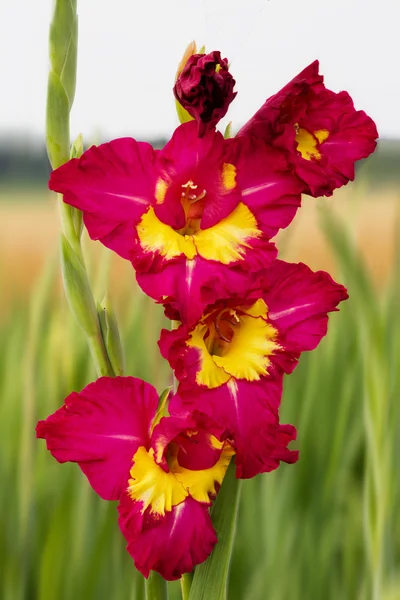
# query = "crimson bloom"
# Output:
<box><xmin>36</xmin><ymin>376</ymin><xmax>235</xmax><ymax>580</ymax></box>
<box><xmin>238</xmin><ymin>60</ymin><xmax>378</xmax><ymax>197</ymax></box>
<box><xmin>174</xmin><ymin>50</ymin><xmax>237</xmax><ymax>136</ymax></box>
<box><xmin>159</xmin><ymin>260</ymin><xmax>348</xmax><ymax>478</ymax></box>
<box><xmin>49</xmin><ymin>120</ymin><xmax>303</xmax><ymax>324</ymax></box>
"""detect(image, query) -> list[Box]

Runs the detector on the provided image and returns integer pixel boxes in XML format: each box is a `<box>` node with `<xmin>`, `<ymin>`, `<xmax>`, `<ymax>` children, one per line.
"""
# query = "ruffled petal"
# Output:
<box><xmin>262</xmin><ymin>260</ymin><xmax>348</xmax><ymax>356</ymax></box>
<box><xmin>229</xmin><ymin>136</ymin><xmax>303</xmax><ymax>238</ymax></box>
<box><xmin>171</xmin><ymin>380</ymin><xmax>298</xmax><ymax>479</ymax></box>
<box><xmin>49</xmin><ymin>138</ymin><xmax>157</xmax><ymax>257</ymax></box>
<box><xmin>158</xmin><ymin>324</ymin><xmax>197</xmax><ymax>384</ymax></box>
<box><xmin>237</xmin><ymin>60</ymin><xmax>324</xmax><ymax>140</ymax></box>
<box><xmin>118</xmin><ymin>494</ymin><xmax>217</xmax><ymax>580</ymax></box>
<box><xmin>36</xmin><ymin>377</ymin><xmax>158</xmax><ymax>500</ymax></box>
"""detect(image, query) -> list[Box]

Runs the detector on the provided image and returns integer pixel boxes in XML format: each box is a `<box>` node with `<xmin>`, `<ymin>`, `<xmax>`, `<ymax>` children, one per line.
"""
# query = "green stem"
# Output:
<box><xmin>58</xmin><ymin>198</ymin><xmax>84</xmax><ymax>263</ymax></box>
<box><xmin>180</xmin><ymin>572</ymin><xmax>193</xmax><ymax>600</ymax></box>
<box><xmin>46</xmin><ymin>1</ymin><xmax>119</xmax><ymax>381</ymax></box>
<box><xmin>145</xmin><ymin>571</ymin><xmax>168</xmax><ymax>600</ymax></box>
<box><xmin>87</xmin><ymin>333</ymin><xmax>114</xmax><ymax>377</ymax></box>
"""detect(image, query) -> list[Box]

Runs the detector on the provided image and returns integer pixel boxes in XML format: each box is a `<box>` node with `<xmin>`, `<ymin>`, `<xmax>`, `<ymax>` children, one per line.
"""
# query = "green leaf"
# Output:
<box><xmin>190</xmin><ymin>460</ymin><xmax>241</xmax><ymax>600</ymax></box>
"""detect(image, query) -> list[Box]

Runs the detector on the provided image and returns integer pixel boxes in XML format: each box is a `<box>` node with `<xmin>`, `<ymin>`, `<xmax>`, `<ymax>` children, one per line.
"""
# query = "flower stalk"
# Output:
<box><xmin>45</xmin><ymin>0</ymin><xmax>116</xmax><ymax>378</ymax></box>
<box><xmin>180</xmin><ymin>572</ymin><xmax>193</xmax><ymax>600</ymax></box>
<box><xmin>145</xmin><ymin>572</ymin><xmax>168</xmax><ymax>600</ymax></box>
<box><xmin>38</xmin><ymin>20</ymin><xmax>379</xmax><ymax>593</ymax></box>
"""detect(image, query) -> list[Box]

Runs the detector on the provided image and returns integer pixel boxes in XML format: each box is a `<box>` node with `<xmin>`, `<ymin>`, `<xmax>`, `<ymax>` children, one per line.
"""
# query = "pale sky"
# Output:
<box><xmin>1</xmin><ymin>0</ymin><xmax>399</xmax><ymax>142</ymax></box>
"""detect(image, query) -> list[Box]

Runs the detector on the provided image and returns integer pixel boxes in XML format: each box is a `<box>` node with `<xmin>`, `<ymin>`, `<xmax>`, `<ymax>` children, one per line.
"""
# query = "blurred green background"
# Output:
<box><xmin>0</xmin><ymin>147</ymin><xmax>399</xmax><ymax>600</ymax></box>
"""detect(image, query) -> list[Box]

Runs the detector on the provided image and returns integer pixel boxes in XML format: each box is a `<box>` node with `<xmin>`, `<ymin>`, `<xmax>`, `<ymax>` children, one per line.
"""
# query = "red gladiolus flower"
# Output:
<box><xmin>49</xmin><ymin>121</ymin><xmax>303</xmax><ymax>324</ymax></box>
<box><xmin>238</xmin><ymin>60</ymin><xmax>378</xmax><ymax>197</ymax></box>
<box><xmin>174</xmin><ymin>50</ymin><xmax>237</xmax><ymax>136</ymax></box>
<box><xmin>159</xmin><ymin>260</ymin><xmax>348</xmax><ymax>478</ymax></box>
<box><xmin>36</xmin><ymin>377</ymin><xmax>235</xmax><ymax>580</ymax></box>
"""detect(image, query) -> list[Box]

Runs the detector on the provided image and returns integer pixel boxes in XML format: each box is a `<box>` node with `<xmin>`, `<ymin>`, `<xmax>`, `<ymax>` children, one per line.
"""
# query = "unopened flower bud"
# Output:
<box><xmin>174</xmin><ymin>50</ymin><xmax>237</xmax><ymax>137</ymax></box>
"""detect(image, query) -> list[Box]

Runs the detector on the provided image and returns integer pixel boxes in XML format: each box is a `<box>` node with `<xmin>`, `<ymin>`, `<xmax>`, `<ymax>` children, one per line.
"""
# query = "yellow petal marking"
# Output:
<box><xmin>187</xmin><ymin>321</ymin><xmax>232</xmax><ymax>388</ymax></box>
<box><xmin>155</xmin><ymin>178</ymin><xmax>169</xmax><ymax>204</ymax></box>
<box><xmin>137</xmin><ymin>202</ymin><xmax>261</xmax><ymax>264</ymax></box>
<box><xmin>315</xmin><ymin>129</ymin><xmax>329</xmax><ymax>144</ymax></box>
<box><xmin>128</xmin><ymin>447</ymin><xmax>188</xmax><ymax>515</ymax></box>
<box><xmin>295</xmin><ymin>125</ymin><xmax>330</xmax><ymax>161</ymax></box>
<box><xmin>137</xmin><ymin>210</ymin><xmax>197</xmax><ymax>259</ymax></box>
<box><xmin>221</xmin><ymin>163</ymin><xmax>237</xmax><ymax>191</ymax></box>
<box><xmin>187</xmin><ymin>299</ymin><xmax>280</xmax><ymax>388</ymax></box>
<box><xmin>213</xmin><ymin>314</ymin><xmax>279</xmax><ymax>381</ymax></box>
<box><xmin>128</xmin><ymin>441</ymin><xmax>235</xmax><ymax>516</ymax></box>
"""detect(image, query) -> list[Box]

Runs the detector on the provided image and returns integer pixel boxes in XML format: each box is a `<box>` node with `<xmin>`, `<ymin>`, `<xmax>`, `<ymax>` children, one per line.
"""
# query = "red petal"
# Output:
<box><xmin>138</xmin><ymin>253</ymin><xmax>274</xmax><ymax>325</ymax></box>
<box><xmin>238</xmin><ymin>60</ymin><xmax>323</xmax><ymax>140</ymax></box>
<box><xmin>36</xmin><ymin>377</ymin><xmax>158</xmax><ymax>500</ymax></box>
<box><xmin>229</xmin><ymin>137</ymin><xmax>303</xmax><ymax>238</ymax></box>
<box><xmin>263</xmin><ymin>260</ymin><xmax>348</xmax><ymax>356</ymax></box>
<box><xmin>118</xmin><ymin>494</ymin><xmax>217</xmax><ymax>580</ymax></box>
<box><xmin>171</xmin><ymin>380</ymin><xmax>298</xmax><ymax>479</ymax></box>
<box><xmin>151</xmin><ymin>410</ymin><xmax>225</xmax><ymax>471</ymax></box>
<box><xmin>49</xmin><ymin>138</ymin><xmax>156</xmax><ymax>257</ymax></box>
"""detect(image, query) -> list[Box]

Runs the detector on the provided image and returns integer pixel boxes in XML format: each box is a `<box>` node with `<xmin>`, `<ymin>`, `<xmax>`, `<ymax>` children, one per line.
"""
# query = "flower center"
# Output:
<box><xmin>187</xmin><ymin>299</ymin><xmax>281</xmax><ymax>388</ymax></box>
<box><xmin>178</xmin><ymin>179</ymin><xmax>207</xmax><ymax>236</ymax></box>
<box><xmin>294</xmin><ymin>122</ymin><xmax>329</xmax><ymax>161</ymax></box>
<box><xmin>204</xmin><ymin>308</ymin><xmax>241</xmax><ymax>357</ymax></box>
<box><xmin>128</xmin><ymin>436</ymin><xmax>234</xmax><ymax>515</ymax></box>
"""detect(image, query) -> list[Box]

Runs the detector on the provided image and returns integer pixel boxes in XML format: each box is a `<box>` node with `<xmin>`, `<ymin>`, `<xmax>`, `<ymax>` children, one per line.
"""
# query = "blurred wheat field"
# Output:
<box><xmin>0</xmin><ymin>174</ymin><xmax>399</xmax><ymax>599</ymax></box>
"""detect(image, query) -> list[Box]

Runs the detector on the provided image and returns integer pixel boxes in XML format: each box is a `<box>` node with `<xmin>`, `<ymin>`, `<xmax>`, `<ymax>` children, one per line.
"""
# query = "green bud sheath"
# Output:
<box><xmin>223</xmin><ymin>121</ymin><xmax>232</xmax><ymax>139</ymax></box>
<box><xmin>175</xmin><ymin>100</ymin><xmax>195</xmax><ymax>125</ymax></box>
<box><xmin>60</xmin><ymin>234</ymin><xmax>99</xmax><ymax>338</ymax></box>
<box><xmin>70</xmin><ymin>133</ymin><xmax>84</xmax><ymax>238</ymax></box>
<box><xmin>98</xmin><ymin>295</ymin><xmax>125</xmax><ymax>376</ymax></box>
<box><xmin>46</xmin><ymin>70</ymin><xmax>71</xmax><ymax>169</ymax></box>
<box><xmin>49</xmin><ymin>0</ymin><xmax>78</xmax><ymax>106</ymax></box>
<box><xmin>46</xmin><ymin>0</ymin><xmax>78</xmax><ymax>169</ymax></box>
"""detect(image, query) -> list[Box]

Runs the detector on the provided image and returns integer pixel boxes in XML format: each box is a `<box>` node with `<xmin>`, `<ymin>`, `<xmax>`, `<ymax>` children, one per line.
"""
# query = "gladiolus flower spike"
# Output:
<box><xmin>41</xmin><ymin>45</ymin><xmax>377</xmax><ymax>587</ymax></box>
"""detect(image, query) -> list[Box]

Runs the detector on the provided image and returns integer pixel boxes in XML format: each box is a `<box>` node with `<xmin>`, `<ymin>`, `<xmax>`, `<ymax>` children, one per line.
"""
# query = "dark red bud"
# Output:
<box><xmin>174</xmin><ymin>50</ymin><xmax>237</xmax><ymax>137</ymax></box>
